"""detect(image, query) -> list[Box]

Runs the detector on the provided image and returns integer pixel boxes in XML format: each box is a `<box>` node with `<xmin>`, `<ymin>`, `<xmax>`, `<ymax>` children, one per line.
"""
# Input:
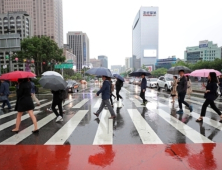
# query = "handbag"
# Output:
<box><xmin>0</xmin><ymin>95</ymin><xmax>8</xmax><ymax>102</ymax></box>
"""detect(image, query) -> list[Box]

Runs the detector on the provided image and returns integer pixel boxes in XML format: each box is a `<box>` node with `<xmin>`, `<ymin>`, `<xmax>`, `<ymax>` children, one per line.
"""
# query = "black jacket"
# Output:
<box><xmin>15</xmin><ymin>81</ymin><xmax>34</xmax><ymax>112</ymax></box>
<box><xmin>141</xmin><ymin>78</ymin><xmax>147</xmax><ymax>91</ymax></box>
<box><xmin>115</xmin><ymin>79</ymin><xmax>123</xmax><ymax>89</ymax></box>
<box><xmin>204</xmin><ymin>81</ymin><xmax>218</xmax><ymax>101</ymax></box>
<box><xmin>177</xmin><ymin>76</ymin><xmax>187</xmax><ymax>94</ymax></box>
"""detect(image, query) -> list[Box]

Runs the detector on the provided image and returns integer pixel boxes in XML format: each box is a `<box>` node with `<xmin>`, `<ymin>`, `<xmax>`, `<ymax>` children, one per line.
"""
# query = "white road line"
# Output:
<box><xmin>0</xmin><ymin>111</ymin><xmax>18</xmax><ymax>119</ymax></box>
<box><xmin>129</xmin><ymin>98</ymin><xmax>145</xmax><ymax>107</ymax></box>
<box><xmin>72</xmin><ymin>99</ymin><xmax>89</xmax><ymax>108</ymax></box>
<box><xmin>0</xmin><ymin>114</ymin><xmax>56</xmax><ymax>145</ymax></box>
<box><xmin>0</xmin><ymin>111</ymin><xmax>41</xmax><ymax>131</ymax></box>
<box><xmin>93</xmin><ymin>110</ymin><xmax>113</xmax><ymax>145</ymax></box>
<box><xmin>128</xmin><ymin>109</ymin><xmax>163</xmax><ymax>144</ymax></box>
<box><xmin>45</xmin><ymin>110</ymin><xmax>88</xmax><ymax>145</ymax></box>
<box><xmin>11</xmin><ymin>99</ymin><xmax>47</xmax><ymax>107</ymax></box>
<box><xmin>156</xmin><ymin>108</ymin><xmax>213</xmax><ymax>143</ymax></box>
<box><xmin>122</xmin><ymin>87</ymin><xmax>130</xmax><ymax>93</ymax></box>
<box><xmin>94</xmin><ymin>98</ymin><xmax>102</xmax><ymax>108</ymax></box>
<box><xmin>35</xmin><ymin>101</ymin><xmax>53</xmax><ymax>109</ymax></box>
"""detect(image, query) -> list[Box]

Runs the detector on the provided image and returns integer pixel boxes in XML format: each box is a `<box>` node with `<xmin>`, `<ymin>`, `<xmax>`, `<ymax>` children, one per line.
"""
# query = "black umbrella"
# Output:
<box><xmin>129</xmin><ymin>68</ymin><xmax>151</xmax><ymax>77</ymax></box>
<box><xmin>85</xmin><ymin>67</ymin><xmax>113</xmax><ymax>77</ymax></box>
<box><xmin>39</xmin><ymin>75</ymin><xmax>67</xmax><ymax>91</ymax></box>
<box><xmin>167</xmin><ymin>66</ymin><xmax>191</xmax><ymax>75</ymax></box>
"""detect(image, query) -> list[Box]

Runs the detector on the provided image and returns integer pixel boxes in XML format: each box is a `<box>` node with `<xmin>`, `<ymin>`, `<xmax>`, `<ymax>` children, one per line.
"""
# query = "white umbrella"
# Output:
<box><xmin>42</xmin><ymin>71</ymin><xmax>63</xmax><ymax>78</ymax></box>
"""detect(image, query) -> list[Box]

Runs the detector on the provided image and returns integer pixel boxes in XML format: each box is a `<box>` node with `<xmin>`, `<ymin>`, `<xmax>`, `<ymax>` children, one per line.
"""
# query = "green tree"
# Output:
<box><xmin>17</xmin><ymin>36</ymin><xmax>65</xmax><ymax>76</ymax></box>
<box><xmin>151</xmin><ymin>68</ymin><xmax>167</xmax><ymax>77</ymax></box>
<box><xmin>172</xmin><ymin>61</ymin><xmax>192</xmax><ymax>69</ymax></box>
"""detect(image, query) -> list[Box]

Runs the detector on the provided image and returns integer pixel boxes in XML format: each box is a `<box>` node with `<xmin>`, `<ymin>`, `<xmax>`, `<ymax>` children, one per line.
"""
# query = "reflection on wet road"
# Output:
<box><xmin>1</xmin><ymin>83</ymin><xmax>222</xmax><ymax>169</ymax></box>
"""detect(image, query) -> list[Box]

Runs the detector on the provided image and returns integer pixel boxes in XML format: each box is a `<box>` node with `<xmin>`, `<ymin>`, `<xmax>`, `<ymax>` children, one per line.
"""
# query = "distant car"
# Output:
<box><xmin>66</xmin><ymin>80</ymin><xmax>79</xmax><ymax>93</ymax></box>
<box><xmin>147</xmin><ymin>78</ymin><xmax>158</xmax><ymax>88</ymax></box>
<box><xmin>156</xmin><ymin>75</ymin><xmax>173</xmax><ymax>91</ymax></box>
<box><xmin>133</xmin><ymin>78</ymin><xmax>141</xmax><ymax>85</ymax></box>
<box><xmin>129</xmin><ymin>78</ymin><xmax>134</xmax><ymax>84</ymax></box>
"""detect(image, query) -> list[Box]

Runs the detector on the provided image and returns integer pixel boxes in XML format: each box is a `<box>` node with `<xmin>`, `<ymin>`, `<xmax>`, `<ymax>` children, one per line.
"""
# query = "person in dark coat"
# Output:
<box><xmin>196</xmin><ymin>72</ymin><xmax>222</xmax><ymax>123</ymax></box>
<box><xmin>12</xmin><ymin>78</ymin><xmax>38</xmax><ymax>133</ymax></box>
<box><xmin>115</xmin><ymin>79</ymin><xmax>123</xmax><ymax>102</ymax></box>
<box><xmin>51</xmin><ymin>90</ymin><xmax>64</xmax><ymax>122</ymax></box>
<box><xmin>218</xmin><ymin>75</ymin><xmax>222</xmax><ymax>97</ymax></box>
<box><xmin>176</xmin><ymin>70</ymin><xmax>193</xmax><ymax>114</ymax></box>
<box><xmin>140</xmin><ymin>73</ymin><xmax>148</xmax><ymax>105</ymax></box>
<box><xmin>0</xmin><ymin>79</ymin><xmax>11</xmax><ymax>109</ymax></box>
<box><xmin>94</xmin><ymin>76</ymin><xmax>116</xmax><ymax>119</ymax></box>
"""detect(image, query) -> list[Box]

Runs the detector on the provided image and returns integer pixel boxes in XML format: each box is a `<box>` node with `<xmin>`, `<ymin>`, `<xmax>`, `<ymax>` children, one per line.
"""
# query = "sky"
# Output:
<box><xmin>63</xmin><ymin>0</ymin><xmax>222</xmax><ymax>68</ymax></box>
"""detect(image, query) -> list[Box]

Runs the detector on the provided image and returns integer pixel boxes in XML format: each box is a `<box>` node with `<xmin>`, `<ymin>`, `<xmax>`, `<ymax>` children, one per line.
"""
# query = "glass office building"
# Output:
<box><xmin>132</xmin><ymin>6</ymin><xmax>159</xmax><ymax>70</ymax></box>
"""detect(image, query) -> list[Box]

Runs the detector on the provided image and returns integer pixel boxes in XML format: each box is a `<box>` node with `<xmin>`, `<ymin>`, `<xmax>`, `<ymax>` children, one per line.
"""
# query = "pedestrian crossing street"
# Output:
<box><xmin>1</xmin><ymin>88</ymin><xmax>222</xmax><ymax>145</ymax></box>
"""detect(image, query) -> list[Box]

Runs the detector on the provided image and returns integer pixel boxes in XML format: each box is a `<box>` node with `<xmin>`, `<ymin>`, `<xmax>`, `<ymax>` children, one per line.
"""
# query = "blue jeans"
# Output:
<box><xmin>2</xmin><ymin>95</ymin><xmax>11</xmax><ymax>109</ymax></box>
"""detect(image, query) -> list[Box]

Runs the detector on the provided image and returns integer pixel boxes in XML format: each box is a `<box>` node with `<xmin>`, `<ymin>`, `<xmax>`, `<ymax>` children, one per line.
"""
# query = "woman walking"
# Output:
<box><xmin>196</xmin><ymin>72</ymin><xmax>222</xmax><ymax>123</ymax></box>
<box><xmin>115</xmin><ymin>79</ymin><xmax>123</xmax><ymax>102</ymax></box>
<box><xmin>186</xmin><ymin>76</ymin><xmax>192</xmax><ymax>98</ymax></box>
<box><xmin>171</xmin><ymin>76</ymin><xmax>178</xmax><ymax>103</ymax></box>
<box><xmin>12</xmin><ymin>78</ymin><xmax>38</xmax><ymax>133</ymax></box>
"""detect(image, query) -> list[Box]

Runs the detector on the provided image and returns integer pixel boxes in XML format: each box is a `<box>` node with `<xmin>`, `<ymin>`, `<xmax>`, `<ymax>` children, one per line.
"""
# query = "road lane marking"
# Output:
<box><xmin>45</xmin><ymin>110</ymin><xmax>88</xmax><ymax>145</ymax></box>
<box><xmin>94</xmin><ymin>98</ymin><xmax>102</xmax><ymax>108</ymax></box>
<box><xmin>157</xmin><ymin>96</ymin><xmax>222</xmax><ymax>115</ymax></box>
<box><xmin>0</xmin><ymin>99</ymin><xmax>48</xmax><ymax>120</ymax></box>
<box><xmin>0</xmin><ymin>114</ymin><xmax>56</xmax><ymax>145</ymax></box>
<box><xmin>0</xmin><ymin>111</ymin><xmax>42</xmax><ymax>131</ymax></box>
<box><xmin>156</xmin><ymin>108</ymin><xmax>213</xmax><ymax>143</ymax></box>
<box><xmin>128</xmin><ymin>109</ymin><xmax>163</xmax><ymax>144</ymax></box>
<box><xmin>129</xmin><ymin>98</ymin><xmax>145</xmax><ymax>107</ymax></box>
<box><xmin>93</xmin><ymin>110</ymin><xmax>113</xmax><ymax>145</ymax></box>
<box><xmin>72</xmin><ymin>99</ymin><xmax>89</xmax><ymax>108</ymax></box>
<box><xmin>9</xmin><ymin>99</ymin><xmax>47</xmax><ymax>107</ymax></box>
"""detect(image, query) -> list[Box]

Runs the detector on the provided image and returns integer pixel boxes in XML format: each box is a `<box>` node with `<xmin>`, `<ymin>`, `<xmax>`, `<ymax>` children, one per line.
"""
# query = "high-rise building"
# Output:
<box><xmin>98</xmin><ymin>55</ymin><xmax>108</xmax><ymax>68</ymax></box>
<box><xmin>0</xmin><ymin>0</ymin><xmax>63</xmax><ymax>48</ymax></box>
<box><xmin>111</xmin><ymin>65</ymin><xmax>122</xmax><ymax>74</ymax></box>
<box><xmin>125</xmin><ymin>57</ymin><xmax>132</xmax><ymax>69</ymax></box>
<box><xmin>132</xmin><ymin>6</ymin><xmax>159</xmax><ymax>71</ymax></box>
<box><xmin>184</xmin><ymin>40</ymin><xmax>222</xmax><ymax>64</ymax></box>
<box><xmin>89</xmin><ymin>58</ymin><xmax>101</xmax><ymax>68</ymax></box>
<box><xmin>0</xmin><ymin>11</ymin><xmax>33</xmax><ymax>73</ymax></box>
<box><xmin>67</xmin><ymin>31</ymin><xmax>90</xmax><ymax>71</ymax></box>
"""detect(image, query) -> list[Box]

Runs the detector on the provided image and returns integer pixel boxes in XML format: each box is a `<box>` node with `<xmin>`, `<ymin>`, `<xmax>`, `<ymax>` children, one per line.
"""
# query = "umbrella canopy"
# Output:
<box><xmin>167</xmin><ymin>66</ymin><xmax>191</xmax><ymax>75</ymax></box>
<box><xmin>42</xmin><ymin>71</ymin><xmax>63</xmax><ymax>78</ymax></box>
<box><xmin>85</xmin><ymin>67</ymin><xmax>113</xmax><ymax>77</ymax></box>
<box><xmin>39</xmin><ymin>75</ymin><xmax>67</xmax><ymax>91</ymax></box>
<box><xmin>113</xmin><ymin>74</ymin><xmax>125</xmax><ymax>82</ymax></box>
<box><xmin>0</xmin><ymin>71</ymin><xmax>36</xmax><ymax>81</ymax></box>
<box><xmin>129</xmin><ymin>68</ymin><xmax>151</xmax><ymax>77</ymax></box>
<box><xmin>190</xmin><ymin>69</ymin><xmax>221</xmax><ymax>77</ymax></box>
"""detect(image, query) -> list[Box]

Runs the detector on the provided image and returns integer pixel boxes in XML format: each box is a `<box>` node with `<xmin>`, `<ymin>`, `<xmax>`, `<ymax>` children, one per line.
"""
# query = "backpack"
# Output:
<box><xmin>59</xmin><ymin>88</ymin><xmax>68</xmax><ymax>100</ymax></box>
<box><xmin>35</xmin><ymin>86</ymin><xmax>39</xmax><ymax>94</ymax></box>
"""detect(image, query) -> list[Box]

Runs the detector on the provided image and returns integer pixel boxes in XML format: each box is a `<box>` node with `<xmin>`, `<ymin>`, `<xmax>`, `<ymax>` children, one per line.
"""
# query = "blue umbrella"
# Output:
<box><xmin>113</xmin><ymin>74</ymin><xmax>125</xmax><ymax>82</ymax></box>
<box><xmin>85</xmin><ymin>67</ymin><xmax>113</xmax><ymax>77</ymax></box>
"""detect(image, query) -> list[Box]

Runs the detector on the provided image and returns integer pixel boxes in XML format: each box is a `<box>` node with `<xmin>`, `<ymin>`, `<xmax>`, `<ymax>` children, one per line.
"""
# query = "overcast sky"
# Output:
<box><xmin>63</xmin><ymin>0</ymin><xmax>222</xmax><ymax>68</ymax></box>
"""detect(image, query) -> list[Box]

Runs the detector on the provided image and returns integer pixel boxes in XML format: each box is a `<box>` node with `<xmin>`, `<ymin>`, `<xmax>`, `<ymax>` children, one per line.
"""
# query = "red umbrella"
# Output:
<box><xmin>0</xmin><ymin>71</ymin><xmax>36</xmax><ymax>81</ymax></box>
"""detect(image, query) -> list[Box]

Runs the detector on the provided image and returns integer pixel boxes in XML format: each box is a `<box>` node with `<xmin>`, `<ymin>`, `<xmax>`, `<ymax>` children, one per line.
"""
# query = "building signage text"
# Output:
<box><xmin>143</xmin><ymin>11</ymin><xmax>156</xmax><ymax>16</ymax></box>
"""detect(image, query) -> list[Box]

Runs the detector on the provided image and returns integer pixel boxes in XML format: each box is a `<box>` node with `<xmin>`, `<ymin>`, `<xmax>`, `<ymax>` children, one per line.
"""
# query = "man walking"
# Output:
<box><xmin>115</xmin><ymin>79</ymin><xmax>123</xmax><ymax>102</ymax></box>
<box><xmin>0</xmin><ymin>79</ymin><xmax>11</xmax><ymax>109</ymax></box>
<box><xmin>177</xmin><ymin>70</ymin><xmax>193</xmax><ymax>114</ymax></box>
<box><xmin>140</xmin><ymin>73</ymin><xmax>148</xmax><ymax>105</ymax></box>
<box><xmin>94</xmin><ymin>76</ymin><xmax>116</xmax><ymax>119</ymax></box>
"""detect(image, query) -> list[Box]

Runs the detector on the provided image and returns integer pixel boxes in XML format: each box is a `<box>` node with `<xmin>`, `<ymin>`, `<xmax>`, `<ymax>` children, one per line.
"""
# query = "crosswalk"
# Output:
<box><xmin>1</xmin><ymin>88</ymin><xmax>222</xmax><ymax>145</ymax></box>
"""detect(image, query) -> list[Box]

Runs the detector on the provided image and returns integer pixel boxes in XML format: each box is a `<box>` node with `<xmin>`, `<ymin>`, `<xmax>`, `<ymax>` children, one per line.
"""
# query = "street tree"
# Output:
<box><xmin>151</xmin><ymin>68</ymin><xmax>167</xmax><ymax>77</ymax></box>
<box><xmin>17</xmin><ymin>36</ymin><xmax>65</xmax><ymax>76</ymax></box>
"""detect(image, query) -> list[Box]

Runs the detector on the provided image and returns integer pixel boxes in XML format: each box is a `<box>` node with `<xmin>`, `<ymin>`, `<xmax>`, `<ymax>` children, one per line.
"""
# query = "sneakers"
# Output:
<box><xmin>56</xmin><ymin>116</ymin><xmax>63</xmax><ymax>122</ymax></box>
<box><xmin>141</xmin><ymin>103</ymin><xmax>145</xmax><ymax>106</ymax></box>
<box><xmin>189</xmin><ymin>105</ymin><xmax>193</xmax><ymax>112</ymax></box>
<box><xmin>176</xmin><ymin>110</ymin><xmax>184</xmax><ymax>114</ymax></box>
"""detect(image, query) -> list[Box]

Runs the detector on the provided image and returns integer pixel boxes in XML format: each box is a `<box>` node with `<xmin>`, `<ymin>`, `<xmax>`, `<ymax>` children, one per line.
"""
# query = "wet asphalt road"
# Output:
<box><xmin>1</xmin><ymin>82</ymin><xmax>222</xmax><ymax>145</ymax></box>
